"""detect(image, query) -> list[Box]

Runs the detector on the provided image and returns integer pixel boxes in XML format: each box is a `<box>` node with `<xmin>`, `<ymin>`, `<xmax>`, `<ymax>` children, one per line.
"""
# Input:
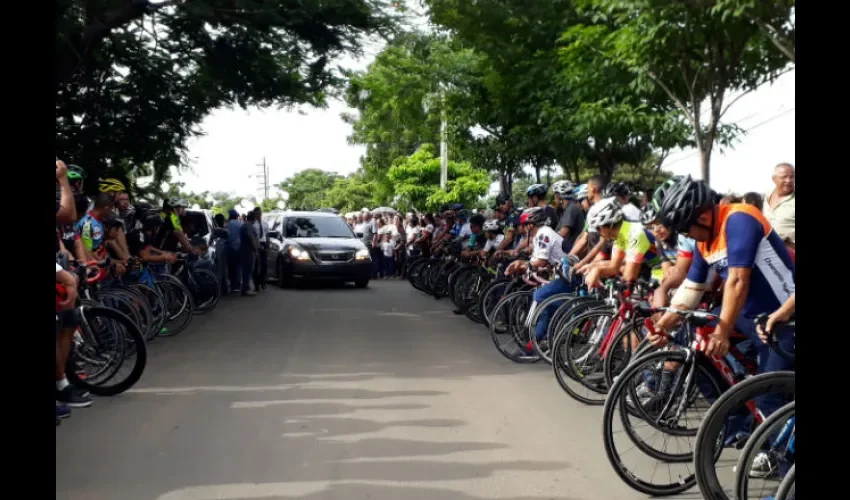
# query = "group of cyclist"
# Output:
<box><xmin>55</xmin><ymin>159</ymin><xmax>203</xmax><ymax>423</ymax></box>
<box><xmin>409</xmin><ymin>173</ymin><xmax>795</xmax><ymax>484</ymax></box>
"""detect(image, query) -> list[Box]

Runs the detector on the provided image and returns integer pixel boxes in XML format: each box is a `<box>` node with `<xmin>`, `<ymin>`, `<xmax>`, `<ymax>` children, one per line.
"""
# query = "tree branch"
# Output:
<box><xmin>647</xmin><ymin>70</ymin><xmax>696</xmax><ymax>130</ymax></box>
<box><xmin>755</xmin><ymin>19</ymin><xmax>795</xmax><ymax>63</ymax></box>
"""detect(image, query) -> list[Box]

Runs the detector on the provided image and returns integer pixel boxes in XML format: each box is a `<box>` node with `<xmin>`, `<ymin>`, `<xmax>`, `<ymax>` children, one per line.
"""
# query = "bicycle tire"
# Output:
<box><xmin>188</xmin><ymin>267</ymin><xmax>221</xmax><ymax>314</ymax></box>
<box><xmin>774</xmin><ymin>463</ymin><xmax>795</xmax><ymax>500</ymax></box>
<box><xmin>552</xmin><ymin>309</ymin><xmax>615</xmax><ymax>405</ymax></box>
<box><xmin>488</xmin><ymin>291</ymin><xmax>539</xmax><ymax>363</ymax></box>
<box><xmin>479</xmin><ymin>279</ymin><xmax>510</xmax><ymax>327</ymax></box>
<box><xmin>694</xmin><ymin>371</ymin><xmax>796</xmax><ymax>500</ymax></box>
<box><xmin>156</xmin><ymin>279</ymin><xmax>194</xmax><ymax>336</ymax></box>
<box><xmin>602</xmin><ymin>349</ymin><xmax>700</xmax><ymax>496</ymax></box>
<box><xmin>66</xmin><ymin>305</ymin><xmax>147</xmax><ymax>396</ymax></box>
<box><xmin>735</xmin><ymin>400</ymin><xmax>795</xmax><ymax>500</ymax></box>
<box><xmin>528</xmin><ymin>293</ymin><xmax>578</xmax><ymax>364</ymax></box>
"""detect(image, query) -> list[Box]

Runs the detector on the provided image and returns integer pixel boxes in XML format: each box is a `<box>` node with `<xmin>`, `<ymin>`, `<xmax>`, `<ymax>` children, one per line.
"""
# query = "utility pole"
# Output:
<box><xmin>253</xmin><ymin>157</ymin><xmax>269</xmax><ymax>201</ymax></box>
<box><xmin>439</xmin><ymin>90</ymin><xmax>448</xmax><ymax>189</ymax></box>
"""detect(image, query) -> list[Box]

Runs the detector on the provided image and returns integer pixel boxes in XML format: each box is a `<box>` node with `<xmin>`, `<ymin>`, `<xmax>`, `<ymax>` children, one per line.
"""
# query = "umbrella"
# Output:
<box><xmin>371</xmin><ymin>206</ymin><xmax>397</xmax><ymax>215</ymax></box>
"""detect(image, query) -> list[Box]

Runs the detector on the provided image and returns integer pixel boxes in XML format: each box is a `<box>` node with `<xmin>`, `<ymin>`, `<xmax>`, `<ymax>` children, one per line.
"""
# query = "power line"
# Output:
<box><xmin>663</xmin><ymin>106</ymin><xmax>796</xmax><ymax>169</ymax></box>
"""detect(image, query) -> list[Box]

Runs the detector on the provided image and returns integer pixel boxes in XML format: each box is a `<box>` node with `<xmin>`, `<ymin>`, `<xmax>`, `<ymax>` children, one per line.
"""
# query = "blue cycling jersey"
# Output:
<box><xmin>75</xmin><ymin>212</ymin><xmax>106</xmax><ymax>254</ymax></box>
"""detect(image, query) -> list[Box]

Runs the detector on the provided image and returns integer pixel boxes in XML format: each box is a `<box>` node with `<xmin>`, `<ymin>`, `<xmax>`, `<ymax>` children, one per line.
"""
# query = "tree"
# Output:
<box><xmin>56</xmin><ymin>0</ymin><xmax>398</xmax><ymax>183</ymax></box>
<box><xmin>278</xmin><ymin>169</ymin><xmax>340</xmax><ymax>210</ymax></box>
<box><xmin>387</xmin><ymin>144</ymin><xmax>489</xmax><ymax>211</ymax></box>
<box><xmin>562</xmin><ymin>0</ymin><xmax>791</xmax><ymax>185</ymax></box>
<box><xmin>325</xmin><ymin>172</ymin><xmax>380</xmax><ymax>212</ymax></box>
<box><xmin>693</xmin><ymin>0</ymin><xmax>795</xmax><ymax>63</ymax></box>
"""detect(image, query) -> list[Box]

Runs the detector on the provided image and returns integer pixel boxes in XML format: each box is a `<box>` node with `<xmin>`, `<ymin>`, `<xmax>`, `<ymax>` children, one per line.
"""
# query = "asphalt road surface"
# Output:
<box><xmin>57</xmin><ymin>280</ymin><xmax>709</xmax><ymax>500</ymax></box>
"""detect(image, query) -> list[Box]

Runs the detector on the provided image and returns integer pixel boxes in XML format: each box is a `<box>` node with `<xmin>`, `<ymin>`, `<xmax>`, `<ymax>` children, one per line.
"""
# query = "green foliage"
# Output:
<box><xmin>278</xmin><ymin>169</ymin><xmax>342</xmax><ymax>211</ymax></box>
<box><xmin>325</xmin><ymin>172</ymin><xmax>381</xmax><ymax>212</ymax></box>
<box><xmin>387</xmin><ymin>144</ymin><xmax>489</xmax><ymax>211</ymax></box>
<box><xmin>560</xmin><ymin>0</ymin><xmax>791</xmax><ymax>184</ymax></box>
<box><xmin>56</xmin><ymin>0</ymin><xmax>399</xmax><ymax>183</ymax></box>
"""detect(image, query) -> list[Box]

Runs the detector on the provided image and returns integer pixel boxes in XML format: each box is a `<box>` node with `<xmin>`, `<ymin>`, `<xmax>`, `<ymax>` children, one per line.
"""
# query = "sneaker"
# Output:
<box><xmin>749</xmin><ymin>451</ymin><xmax>778</xmax><ymax>479</ymax></box>
<box><xmin>56</xmin><ymin>385</ymin><xmax>92</xmax><ymax>408</ymax></box>
<box><xmin>56</xmin><ymin>404</ymin><xmax>72</xmax><ymax>419</ymax></box>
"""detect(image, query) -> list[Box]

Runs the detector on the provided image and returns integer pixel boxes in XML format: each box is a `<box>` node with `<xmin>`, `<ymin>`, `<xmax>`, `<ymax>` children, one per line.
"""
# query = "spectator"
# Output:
<box><xmin>394</xmin><ymin>215</ymin><xmax>406</xmax><ymax>277</ymax></box>
<box><xmin>763</xmin><ymin>162</ymin><xmax>795</xmax><ymax>244</ymax></box>
<box><xmin>226</xmin><ymin>209</ymin><xmax>243</xmax><ymax>293</ymax></box>
<box><xmin>214</xmin><ymin>213</ymin><xmax>226</xmax><ymax>228</ymax></box>
<box><xmin>239</xmin><ymin>211</ymin><xmax>258</xmax><ymax>296</ymax></box>
<box><xmin>252</xmin><ymin>207</ymin><xmax>269</xmax><ymax>292</ymax></box>
<box><xmin>380</xmin><ymin>233</ymin><xmax>395</xmax><ymax>278</ymax></box>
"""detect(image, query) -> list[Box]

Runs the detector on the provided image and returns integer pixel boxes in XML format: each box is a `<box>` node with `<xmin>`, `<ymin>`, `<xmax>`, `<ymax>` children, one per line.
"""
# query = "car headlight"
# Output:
<box><xmin>355</xmin><ymin>248</ymin><xmax>371</xmax><ymax>260</ymax></box>
<box><xmin>289</xmin><ymin>247</ymin><xmax>311</xmax><ymax>261</ymax></box>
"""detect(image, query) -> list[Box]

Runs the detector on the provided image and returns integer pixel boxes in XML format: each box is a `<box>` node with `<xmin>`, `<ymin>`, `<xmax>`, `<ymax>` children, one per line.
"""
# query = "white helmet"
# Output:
<box><xmin>588</xmin><ymin>197</ymin><xmax>624</xmax><ymax>229</ymax></box>
<box><xmin>482</xmin><ymin>219</ymin><xmax>502</xmax><ymax>233</ymax></box>
<box><xmin>552</xmin><ymin>180</ymin><xmax>576</xmax><ymax>198</ymax></box>
<box><xmin>573</xmin><ymin>184</ymin><xmax>589</xmax><ymax>201</ymax></box>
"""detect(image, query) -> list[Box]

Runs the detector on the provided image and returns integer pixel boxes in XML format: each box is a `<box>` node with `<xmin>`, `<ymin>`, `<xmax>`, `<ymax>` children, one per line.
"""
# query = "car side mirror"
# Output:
<box><xmin>267</xmin><ymin>230</ymin><xmax>281</xmax><ymax>240</ymax></box>
<box><xmin>355</xmin><ymin>232</ymin><xmax>364</xmax><ymax>238</ymax></box>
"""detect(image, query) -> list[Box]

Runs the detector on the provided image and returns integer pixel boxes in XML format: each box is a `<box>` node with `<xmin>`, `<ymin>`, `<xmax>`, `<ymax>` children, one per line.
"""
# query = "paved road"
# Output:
<box><xmin>57</xmin><ymin>281</ymin><xmax>706</xmax><ymax>500</ymax></box>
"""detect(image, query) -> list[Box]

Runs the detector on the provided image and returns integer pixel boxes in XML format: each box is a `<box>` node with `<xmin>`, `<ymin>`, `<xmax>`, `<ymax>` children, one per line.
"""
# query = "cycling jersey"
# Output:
<box><xmin>466</xmin><ymin>232</ymin><xmax>484</xmax><ymax>250</ymax></box>
<box><xmin>483</xmin><ymin>234</ymin><xmax>505</xmax><ymax>252</ymax></box>
<box><xmin>57</xmin><ymin>223</ymin><xmax>78</xmax><ymax>255</ymax></box>
<box><xmin>612</xmin><ymin>221</ymin><xmax>660</xmax><ymax>267</ymax></box>
<box><xmin>686</xmin><ymin>203</ymin><xmax>795</xmax><ymax>316</ymax></box>
<box><xmin>152</xmin><ymin>211</ymin><xmax>183</xmax><ymax>252</ymax></box>
<box><xmin>502</xmin><ymin>210</ymin><xmax>522</xmax><ymax>249</ymax></box>
<box><xmin>449</xmin><ymin>222</ymin><xmax>463</xmax><ymax>238</ymax></box>
<box><xmin>531</xmin><ymin>225</ymin><xmax>566</xmax><ymax>265</ymax></box>
<box><xmin>126</xmin><ymin>229</ymin><xmax>150</xmax><ymax>257</ymax></box>
<box><xmin>75</xmin><ymin>212</ymin><xmax>106</xmax><ymax>256</ymax></box>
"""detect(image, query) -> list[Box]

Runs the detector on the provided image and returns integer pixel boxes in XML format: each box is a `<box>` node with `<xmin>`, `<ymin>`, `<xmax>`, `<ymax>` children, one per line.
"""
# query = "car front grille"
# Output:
<box><xmin>316</xmin><ymin>251</ymin><xmax>355</xmax><ymax>263</ymax></box>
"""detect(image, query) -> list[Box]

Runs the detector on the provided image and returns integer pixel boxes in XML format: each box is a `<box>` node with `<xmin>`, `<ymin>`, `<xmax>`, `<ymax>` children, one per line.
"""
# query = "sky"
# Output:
<box><xmin>175</xmin><ymin>51</ymin><xmax>795</xmax><ymax>202</ymax></box>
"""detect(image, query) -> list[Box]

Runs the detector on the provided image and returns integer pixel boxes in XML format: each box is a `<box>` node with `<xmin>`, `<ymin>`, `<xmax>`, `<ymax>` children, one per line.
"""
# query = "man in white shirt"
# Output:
<box><xmin>505</xmin><ymin>207</ymin><xmax>574</xmax><ymax>350</ymax></box>
<box><xmin>605</xmin><ymin>182</ymin><xmax>641</xmax><ymax>221</ymax></box>
<box><xmin>762</xmin><ymin>162</ymin><xmax>795</xmax><ymax>245</ymax></box>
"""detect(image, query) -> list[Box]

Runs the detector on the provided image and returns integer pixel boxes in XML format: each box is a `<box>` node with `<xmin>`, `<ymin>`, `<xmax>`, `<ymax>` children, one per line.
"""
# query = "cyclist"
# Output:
<box><xmin>577</xmin><ymin>197</ymin><xmax>661</xmax><ymax>289</ymax></box>
<box><xmin>603</xmin><ymin>182</ymin><xmax>641</xmax><ymax>221</ymax></box>
<box><xmin>98</xmin><ymin>177</ymin><xmax>135</xmax><ymax>258</ymax></box>
<box><xmin>460</xmin><ymin>214</ymin><xmax>487</xmax><ymax>259</ymax></box>
<box><xmin>479</xmin><ymin>219</ymin><xmax>505</xmax><ymax>257</ymax></box>
<box><xmin>56</xmin><ymin>261</ymin><xmax>91</xmax><ymax>412</ymax></box>
<box><xmin>493</xmin><ymin>193</ymin><xmax>521</xmax><ymax>251</ymax></box>
<box><xmin>504</xmin><ymin>207</ymin><xmax>569</xmax><ymax>349</ymax></box>
<box><xmin>66</xmin><ymin>164</ymin><xmax>86</xmax><ymax>194</ymax></box>
<box><xmin>76</xmin><ymin>193</ymin><xmax>115</xmax><ymax>259</ymax></box>
<box><xmin>525</xmin><ymin>184</ymin><xmax>559</xmax><ymax>230</ymax></box>
<box><xmin>647</xmin><ymin>176</ymin><xmax>795</xmax><ymax>421</ymax></box>
<box><xmin>153</xmin><ymin>197</ymin><xmax>200</xmax><ymax>257</ymax></box>
<box><xmin>126</xmin><ymin>214</ymin><xmax>178</xmax><ymax>265</ymax></box>
<box><xmin>552</xmin><ymin>180</ymin><xmax>584</xmax><ymax>254</ymax></box>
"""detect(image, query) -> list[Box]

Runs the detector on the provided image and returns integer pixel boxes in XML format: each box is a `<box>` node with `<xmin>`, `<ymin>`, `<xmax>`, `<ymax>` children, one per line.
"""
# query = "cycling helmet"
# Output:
<box><xmin>451</xmin><ymin>203</ymin><xmax>465</xmax><ymax>211</ymax></box>
<box><xmin>67</xmin><ymin>164</ymin><xmax>85</xmax><ymax>181</ymax></box>
<box><xmin>98</xmin><ymin>178</ymin><xmax>126</xmax><ymax>193</ymax></box>
<box><xmin>640</xmin><ymin>206</ymin><xmax>659</xmax><ymax>226</ymax></box>
<box><xmin>603</xmin><ymin>182</ymin><xmax>630</xmax><ymax>198</ymax></box>
<box><xmin>526</xmin><ymin>184</ymin><xmax>547</xmax><ymax>199</ymax></box>
<box><xmin>457</xmin><ymin>209</ymin><xmax>470</xmax><ymax>220</ymax></box>
<box><xmin>166</xmin><ymin>197</ymin><xmax>188</xmax><ymax>208</ymax></box>
<box><xmin>651</xmin><ymin>178</ymin><xmax>678</xmax><ymax>212</ymax></box>
<box><xmin>482</xmin><ymin>219</ymin><xmax>502</xmax><ymax>233</ymax></box>
<box><xmin>587</xmin><ymin>197</ymin><xmax>624</xmax><ymax>229</ymax></box>
<box><xmin>658</xmin><ymin>176</ymin><xmax>714</xmax><ymax>233</ymax></box>
<box><xmin>469</xmin><ymin>214</ymin><xmax>486</xmax><ymax>227</ymax></box>
<box><xmin>552</xmin><ymin>180</ymin><xmax>576</xmax><ymax>198</ymax></box>
<box><xmin>494</xmin><ymin>192</ymin><xmax>512</xmax><ymax>207</ymax></box>
<box><xmin>519</xmin><ymin>207</ymin><xmax>547</xmax><ymax>226</ymax></box>
<box><xmin>573</xmin><ymin>184</ymin><xmax>589</xmax><ymax>201</ymax></box>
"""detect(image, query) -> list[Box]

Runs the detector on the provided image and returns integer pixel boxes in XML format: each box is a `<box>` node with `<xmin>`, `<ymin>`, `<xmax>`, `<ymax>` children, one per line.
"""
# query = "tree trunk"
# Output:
<box><xmin>534</xmin><ymin>165</ymin><xmax>542</xmax><ymax>183</ymax></box>
<box><xmin>498</xmin><ymin>172</ymin><xmax>507</xmax><ymax>195</ymax></box>
<box><xmin>700</xmin><ymin>148</ymin><xmax>712</xmax><ymax>186</ymax></box>
<box><xmin>597</xmin><ymin>151</ymin><xmax>617</xmax><ymax>185</ymax></box>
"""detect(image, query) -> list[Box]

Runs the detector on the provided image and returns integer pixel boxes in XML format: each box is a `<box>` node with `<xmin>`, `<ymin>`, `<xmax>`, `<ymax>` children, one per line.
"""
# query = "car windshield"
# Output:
<box><xmin>285</xmin><ymin>216</ymin><xmax>353</xmax><ymax>238</ymax></box>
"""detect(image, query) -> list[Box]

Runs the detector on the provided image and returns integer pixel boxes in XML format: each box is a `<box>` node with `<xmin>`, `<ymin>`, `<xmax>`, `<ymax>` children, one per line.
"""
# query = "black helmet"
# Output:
<box><xmin>457</xmin><ymin>209</ymin><xmax>470</xmax><ymax>220</ymax></box>
<box><xmin>451</xmin><ymin>203</ymin><xmax>465</xmax><ymax>211</ymax></box>
<box><xmin>494</xmin><ymin>192</ymin><xmax>512</xmax><ymax>207</ymax></box>
<box><xmin>469</xmin><ymin>214</ymin><xmax>486</xmax><ymax>227</ymax></box>
<box><xmin>519</xmin><ymin>207</ymin><xmax>547</xmax><ymax>226</ymax></box>
<box><xmin>658</xmin><ymin>176</ymin><xmax>715</xmax><ymax>233</ymax></box>
<box><xmin>526</xmin><ymin>184</ymin><xmax>547</xmax><ymax>198</ymax></box>
<box><xmin>604</xmin><ymin>182</ymin><xmax>630</xmax><ymax>198</ymax></box>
